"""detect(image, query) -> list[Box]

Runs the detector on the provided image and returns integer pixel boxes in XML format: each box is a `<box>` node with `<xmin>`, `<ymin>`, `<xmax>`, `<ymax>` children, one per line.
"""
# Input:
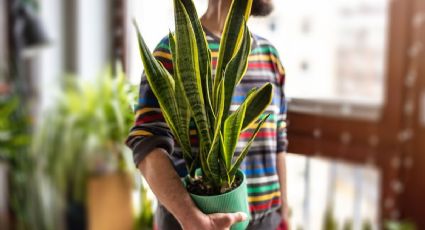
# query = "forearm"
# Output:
<box><xmin>276</xmin><ymin>152</ymin><xmax>288</xmax><ymax>211</ymax></box>
<box><xmin>138</xmin><ymin>148</ymin><xmax>205</xmax><ymax>228</ymax></box>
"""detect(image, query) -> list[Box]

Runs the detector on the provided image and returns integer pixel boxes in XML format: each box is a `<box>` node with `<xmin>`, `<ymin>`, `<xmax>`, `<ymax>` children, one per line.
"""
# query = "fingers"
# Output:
<box><xmin>230</xmin><ymin>212</ymin><xmax>248</xmax><ymax>223</ymax></box>
<box><xmin>209</xmin><ymin>212</ymin><xmax>248</xmax><ymax>228</ymax></box>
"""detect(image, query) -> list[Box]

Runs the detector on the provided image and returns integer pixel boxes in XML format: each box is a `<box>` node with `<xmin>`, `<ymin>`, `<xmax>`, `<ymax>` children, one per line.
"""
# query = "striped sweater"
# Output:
<box><xmin>126</xmin><ymin>28</ymin><xmax>288</xmax><ymax>221</ymax></box>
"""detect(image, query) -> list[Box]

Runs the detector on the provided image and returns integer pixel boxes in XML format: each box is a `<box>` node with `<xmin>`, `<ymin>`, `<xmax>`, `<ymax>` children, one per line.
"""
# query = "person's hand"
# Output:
<box><xmin>182</xmin><ymin>212</ymin><xmax>247</xmax><ymax>230</ymax></box>
<box><xmin>280</xmin><ymin>204</ymin><xmax>291</xmax><ymax>230</ymax></box>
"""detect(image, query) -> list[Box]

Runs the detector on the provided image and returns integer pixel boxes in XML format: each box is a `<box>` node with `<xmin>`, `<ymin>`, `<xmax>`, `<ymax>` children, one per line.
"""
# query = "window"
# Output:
<box><xmin>249</xmin><ymin>0</ymin><xmax>390</xmax><ymax>107</ymax></box>
<box><xmin>127</xmin><ymin>0</ymin><xmax>390</xmax><ymax>119</ymax></box>
<box><xmin>286</xmin><ymin>154</ymin><xmax>380</xmax><ymax>230</ymax></box>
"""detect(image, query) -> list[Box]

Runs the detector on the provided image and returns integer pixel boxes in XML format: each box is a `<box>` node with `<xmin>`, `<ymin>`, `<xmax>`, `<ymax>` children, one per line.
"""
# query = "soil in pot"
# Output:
<box><xmin>186</xmin><ymin>175</ymin><xmax>242</xmax><ymax>196</ymax></box>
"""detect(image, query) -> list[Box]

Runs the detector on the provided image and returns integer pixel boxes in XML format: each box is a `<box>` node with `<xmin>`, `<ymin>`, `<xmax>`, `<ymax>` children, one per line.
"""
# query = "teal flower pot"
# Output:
<box><xmin>186</xmin><ymin>169</ymin><xmax>250</xmax><ymax>230</ymax></box>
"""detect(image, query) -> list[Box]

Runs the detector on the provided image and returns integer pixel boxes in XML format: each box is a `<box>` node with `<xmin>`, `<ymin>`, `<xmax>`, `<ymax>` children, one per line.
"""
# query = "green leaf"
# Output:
<box><xmin>174</xmin><ymin>0</ymin><xmax>211</xmax><ymax>147</ymax></box>
<box><xmin>205</xmin><ymin>48</ymin><xmax>216</xmax><ymax>137</ymax></box>
<box><xmin>229</xmin><ymin>114</ymin><xmax>271</xmax><ymax>177</ymax></box>
<box><xmin>218</xmin><ymin>132</ymin><xmax>230</xmax><ymax>185</ymax></box>
<box><xmin>134</xmin><ymin>21</ymin><xmax>192</xmax><ymax>161</ymax></box>
<box><xmin>222</xmin><ymin>23</ymin><xmax>252</xmax><ymax>119</ymax></box>
<box><xmin>169</xmin><ymin>32</ymin><xmax>193</xmax><ymax>162</ymax></box>
<box><xmin>213</xmin><ymin>0</ymin><xmax>253</xmax><ymax>102</ymax></box>
<box><xmin>134</xmin><ymin>21</ymin><xmax>176</xmax><ymax>121</ymax></box>
<box><xmin>206</xmin><ymin>79</ymin><xmax>225</xmax><ymax>184</ymax></box>
<box><xmin>179</xmin><ymin>0</ymin><xmax>214</xmax><ymax>125</ymax></box>
<box><xmin>223</xmin><ymin>102</ymin><xmax>247</xmax><ymax>170</ymax></box>
<box><xmin>199</xmin><ymin>140</ymin><xmax>216</xmax><ymax>185</ymax></box>
<box><xmin>242</xmin><ymin>83</ymin><xmax>273</xmax><ymax>130</ymax></box>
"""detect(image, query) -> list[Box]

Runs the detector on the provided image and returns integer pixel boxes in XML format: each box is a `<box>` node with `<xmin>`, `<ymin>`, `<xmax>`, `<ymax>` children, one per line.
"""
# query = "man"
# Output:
<box><xmin>126</xmin><ymin>0</ymin><xmax>289</xmax><ymax>229</ymax></box>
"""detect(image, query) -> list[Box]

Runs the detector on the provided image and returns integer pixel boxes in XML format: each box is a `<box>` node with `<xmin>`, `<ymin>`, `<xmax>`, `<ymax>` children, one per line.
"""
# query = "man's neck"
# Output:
<box><xmin>200</xmin><ymin>0</ymin><xmax>232</xmax><ymax>38</ymax></box>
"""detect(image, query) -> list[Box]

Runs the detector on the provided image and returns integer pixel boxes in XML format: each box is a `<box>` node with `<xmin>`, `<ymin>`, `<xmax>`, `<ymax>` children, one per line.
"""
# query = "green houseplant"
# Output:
<box><xmin>385</xmin><ymin>220</ymin><xmax>417</xmax><ymax>230</ymax></box>
<box><xmin>134</xmin><ymin>180</ymin><xmax>154</xmax><ymax>230</ymax></box>
<box><xmin>134</xmin><ymin>0</ymin><xmax>273</xmax><ymax>228</ymax></box>
<box><xmin>34</xmin><ymin>71</ymin><xmax>136</xmax><ymax>201</ymax></box>
<box><xmin>33</xmin><ymin>70</ymin><xmax>138</xmax><ymax>229</ymax></box>
<box><xmin>0</xmin><ymin>95</ymin><xmax>36</xmax><ymax>230</ymax></box>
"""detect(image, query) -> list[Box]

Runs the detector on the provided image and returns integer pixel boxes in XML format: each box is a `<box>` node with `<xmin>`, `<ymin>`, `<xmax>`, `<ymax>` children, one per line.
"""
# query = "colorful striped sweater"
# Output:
<box><xmin>126</xmin><ymin>28</ymin><xmax>288</xmax><ymax>221</ymax></box>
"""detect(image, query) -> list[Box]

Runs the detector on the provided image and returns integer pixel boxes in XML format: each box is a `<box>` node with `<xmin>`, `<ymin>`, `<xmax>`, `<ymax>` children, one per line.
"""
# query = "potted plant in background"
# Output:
<box><xmin>134</xmin><ymin>0</ymin><xmax>273</xmax><ymax>229</ymax></box>
<box><xmin>0</xmin><ymin>95</ymin><xmax>32</xmax><ymax>229</ymax></box>
<box><xmin>322</xmin><ymin>206</ymin><xmax>338</xmax><ymax>230</ymax></box>
<box><xmin>0</xmin><ymin>90</ymin><xmax>48</xmax><ymax>230</ymax></box>
<box><xmin>134</xmin><ymin>180</ymin><xmax>155</xmax><ymax>230</ymax></box>
<box><xmin>33</xmin><ymin>70</ymin><xmax>138</xmax><ymax>230</ymax></box>
<box><xmin>385</xmin><ymin>220</ymin><xmax>417</xmax><ymax>230</ymax></box>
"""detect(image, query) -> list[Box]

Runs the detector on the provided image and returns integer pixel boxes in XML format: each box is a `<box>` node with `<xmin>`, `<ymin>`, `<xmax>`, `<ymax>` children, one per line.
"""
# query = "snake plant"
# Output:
<box><xmin>134</xmin><ymin>0</ymin><xmax>273</xmax><ymax>192</ymax></box>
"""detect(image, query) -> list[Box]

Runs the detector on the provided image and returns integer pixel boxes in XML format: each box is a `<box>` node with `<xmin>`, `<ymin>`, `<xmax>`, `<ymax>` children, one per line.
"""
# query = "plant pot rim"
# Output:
<box><xmin>186</xmin><ymin>169</ymin><xmax>246</xmax><ymax>198</ymax></box>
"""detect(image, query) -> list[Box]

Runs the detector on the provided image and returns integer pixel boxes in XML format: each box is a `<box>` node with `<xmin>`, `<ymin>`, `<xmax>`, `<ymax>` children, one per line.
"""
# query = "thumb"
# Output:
<box><xmin>209</xmin><ymin>212</ymin><xmax>248</xmax><ymax>227</ymax></box>
<box><xmin>229</xmin><ymin>212</ymin><xmax>248</xmax><ymax>224</ymax></box>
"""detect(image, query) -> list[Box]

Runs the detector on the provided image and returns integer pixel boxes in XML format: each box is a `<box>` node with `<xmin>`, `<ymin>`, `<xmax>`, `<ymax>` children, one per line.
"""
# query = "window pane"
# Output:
<box><xmin>286</xmin><ymin>154</ymin><xmax>380</xmax><ymax>230</ymax></box>
<box><xmin>249</xmin><ymin>0</ymin><xmax>390</xmax><ymax>106</ymax></box>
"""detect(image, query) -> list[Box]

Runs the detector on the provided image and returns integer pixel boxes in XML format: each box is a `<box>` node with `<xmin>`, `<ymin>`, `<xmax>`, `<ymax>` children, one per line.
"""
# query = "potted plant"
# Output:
<box><xmin>134</xmin><ymin>0</ymin><xmax>273</xmax><ymax>229</ymax></box>
<box><xmin>0</xmin><ymin>93</ymin><xmax>42</xmax><ymax>230</ymax></box>
<box><xmin>33</xmin><ymin>70</ymin><xmax>138</xmax><ymax>229</ymax></box>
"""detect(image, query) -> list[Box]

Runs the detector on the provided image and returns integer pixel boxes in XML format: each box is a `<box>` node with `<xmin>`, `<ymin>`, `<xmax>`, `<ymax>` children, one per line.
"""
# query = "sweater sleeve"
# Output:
<box><xmin>125</xmin><ymin>37</ymin><xmax>175</xmax><ymax>166</ymax></box>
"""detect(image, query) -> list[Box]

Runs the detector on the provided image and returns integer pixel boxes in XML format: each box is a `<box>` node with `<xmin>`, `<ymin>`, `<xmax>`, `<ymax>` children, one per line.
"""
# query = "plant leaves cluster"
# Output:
<box><xmin>135</xmin><ymin>0</ymin><xmax>273</xmax><ymax>192</ymax></box>
<box><xmin>33</xmin><ymin>70</ymin><xmax>138</xmax><ymax>202</ymax></box>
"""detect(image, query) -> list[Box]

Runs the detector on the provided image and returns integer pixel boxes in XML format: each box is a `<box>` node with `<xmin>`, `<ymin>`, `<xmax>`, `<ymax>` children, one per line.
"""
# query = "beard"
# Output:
<box><xmin>250</xmin><ymin>0</ymin><xmax>274</xmax><ymax>17</ymax></box>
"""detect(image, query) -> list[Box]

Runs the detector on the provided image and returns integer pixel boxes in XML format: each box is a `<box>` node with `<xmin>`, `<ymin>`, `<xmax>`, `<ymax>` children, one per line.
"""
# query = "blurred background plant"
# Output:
<box><xmin>134</xmin><ymin>179</ymin><xmax>154</xmax><ymax>230</ymax></box>
<box><xmin>0</xmin><ymin>92</ymin><xmax>37</xmax><ymax>229</ymax></box>
<box><xmin>31</xmin><ymin>68</ymin><xmax>139</xmax><ymax>229</ymax></box>
<box><xmin>385</xmin><ymin>220</ymin><xmax>417</xmax><ymax>230</ymax></box>
<box><xmin>362</xmin><ymin>220</ymin><xmax>373</xmax><ymax>230</ymax></box>
<box><xmin>343</xmin><ymin>219</ymin><xmax>353</xmax><ymax>230</ymax></box>
<box><xmin>1</xmin><ymin>65</ymin><xmax>156</xmax><ymax>229</ymax></box>
<box><xmin>33</xmin><ymin>68</ymin><xmax>137</xmax><ymax>201</ymax></box>
<box><xmin>322</xmin><ymin>206</ymin><xmax>338</xmax><ymax>230</ymax></box>
<box><xmin>0</xmin><ymin>95</ymin><xmax>31</xmax><ymax>162</ymax></box>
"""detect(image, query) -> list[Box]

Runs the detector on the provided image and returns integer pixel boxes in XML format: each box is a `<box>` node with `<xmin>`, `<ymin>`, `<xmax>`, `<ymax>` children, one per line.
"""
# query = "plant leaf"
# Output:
<box><xmin>134</xmin><ymin>21</ymin><xmax>192</xmax><ymax>161</ymax></box>
<box><xmin>223</xmin><ymin>102</ymin><xmax>247</xmax><ymax>170</ymax></box>
<box><xmin>229</xmin><ymin>114</ymin><xmax>271</xmax><ymax>177</ymax></box>
<box><xmin>205</xmin><ymin>48</ymin><xmax>215</xmax><ymax>137</ymax></box>
<box><xmin>179</xmin><ymin>0</ymin><xmax>214</xmax><ymax>128</ymax></box>
<box><xmin>222</xmin><ymin>23</ymin><xmax>252</xmax><ymax>120</ymax></box>
<box><xmin>213</xmin><ymin>0</ymin><xmax>253</xmax><ymax>102</ymax></box>
<box><xmin>242</xmin><ymin>83</ymin><xmax>273</xmax><ymax>130</ymax></box>
<box><xmin>168</xmin><ymin>31</ymin><xmax>193</xmax><ymax>162</ymax></box>
<box><xmin>174</xmin><ymin>0</ymin><xmax>211</xmax><ymax>147</ymax></box>
<box><xmin>207</xmin><ymin>79</ymin><xmax>225</xmax><ymax>184</ymax></box>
